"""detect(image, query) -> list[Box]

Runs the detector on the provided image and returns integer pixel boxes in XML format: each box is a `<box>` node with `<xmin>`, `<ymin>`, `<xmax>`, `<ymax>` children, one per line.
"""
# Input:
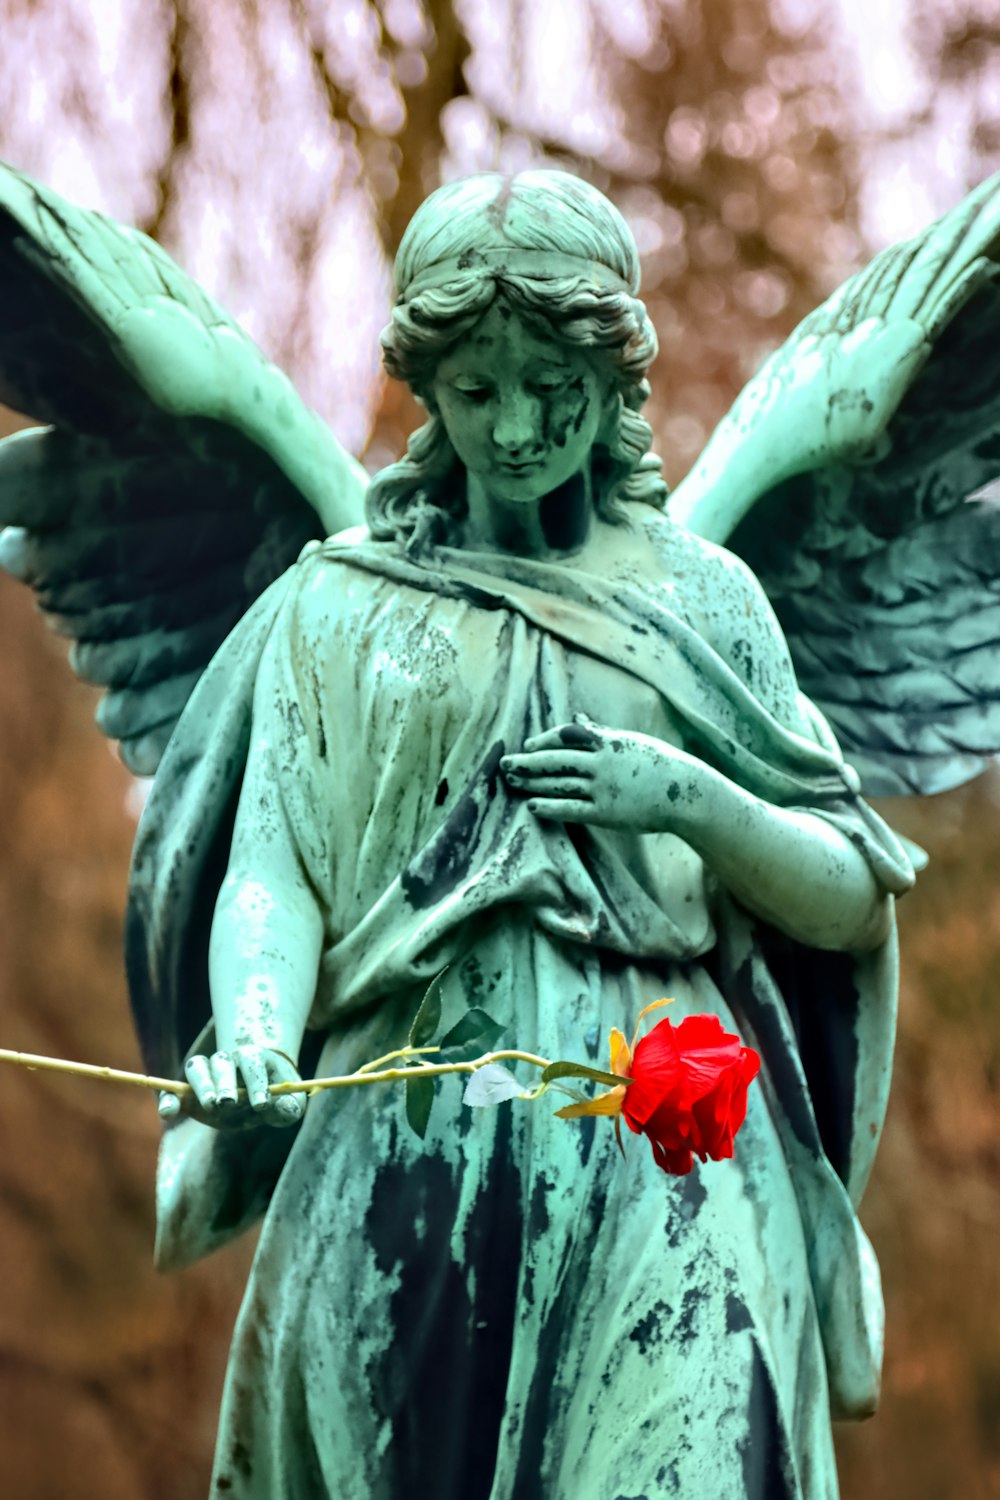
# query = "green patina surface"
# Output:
<box><xmin>3</xmin><ymin>161</ymin><xmax>1000</xmax><ymax>1497</ymax></box>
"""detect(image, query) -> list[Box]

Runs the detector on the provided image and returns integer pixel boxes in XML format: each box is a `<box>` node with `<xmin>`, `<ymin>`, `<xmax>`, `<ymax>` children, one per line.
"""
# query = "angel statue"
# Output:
<box><xmin>0</xmin><ymin>158</ymin><xmax>998</xmax><ymax>1500</ymax></box>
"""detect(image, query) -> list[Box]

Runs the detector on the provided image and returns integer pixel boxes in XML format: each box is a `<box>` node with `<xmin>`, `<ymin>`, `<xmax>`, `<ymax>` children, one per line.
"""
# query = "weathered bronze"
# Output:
<box><xmin>2</xmin><ymin>162</ymin><xmax>999</xmax><ymax>1497</ymax></box>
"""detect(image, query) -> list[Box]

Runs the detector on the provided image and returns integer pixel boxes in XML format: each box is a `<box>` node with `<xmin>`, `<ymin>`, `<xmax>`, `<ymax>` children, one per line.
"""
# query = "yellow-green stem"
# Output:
<box><xmin>274</xmin><ymin>1050</ymin><xmax>551</xmax><ymax>1097</ymax></box>
<box><xmin>0</xmin><ymin>1045</ymin><xmax>552</xmax><ymax>1100</ymax></box>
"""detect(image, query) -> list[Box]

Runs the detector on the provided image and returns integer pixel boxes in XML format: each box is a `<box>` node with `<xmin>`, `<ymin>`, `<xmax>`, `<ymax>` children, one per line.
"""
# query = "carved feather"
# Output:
<box><xmin>673</xmin><ymin>175</ymin><xmax>1000</xmax><ymax>797</ymax></box>
<box><xmin>0</xmin><ymin>162</ymin><xmax>367</xmax><ymax>774</ymax></box>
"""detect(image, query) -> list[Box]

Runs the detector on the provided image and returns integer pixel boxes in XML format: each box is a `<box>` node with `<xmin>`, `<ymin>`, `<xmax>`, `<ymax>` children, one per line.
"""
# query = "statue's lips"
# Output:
<box><xmin>497</xmin><ymin>457</ymin><xmax>544</xmax><ymax>474</ymax></box>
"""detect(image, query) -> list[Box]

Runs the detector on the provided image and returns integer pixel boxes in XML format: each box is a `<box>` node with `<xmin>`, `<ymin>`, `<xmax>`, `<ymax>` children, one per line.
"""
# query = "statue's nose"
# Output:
<box><xmin>492</xmin><ymin>391</ymin><xmax>536</xmax><ymax>455</ymax></box>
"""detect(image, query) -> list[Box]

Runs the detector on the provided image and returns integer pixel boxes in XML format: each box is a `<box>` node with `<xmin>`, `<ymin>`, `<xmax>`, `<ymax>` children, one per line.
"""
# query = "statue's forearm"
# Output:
<box><xmin>208</xmin><ymin>869</ymin><xmax>324</xmax><ymax>1061</ymax></box>
<box><xmin>506</xmin><ymin>726</ymin><xmax>888</xmax><ymax>950</ymax></box>
<box><xmin>673</xmin><ymin>770</ymin><xmax>890</xmax><ymax>952</ymax></box>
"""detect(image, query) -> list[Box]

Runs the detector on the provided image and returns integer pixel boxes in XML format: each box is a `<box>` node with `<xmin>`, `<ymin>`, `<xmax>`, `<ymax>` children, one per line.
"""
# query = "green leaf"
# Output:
<box><xmin>540</xmin><ymin>1060</ymin><xmax>628</xmax><ymax>1088</ymax></box>
<box><xmin>408</xmin><ymin>969</ymin><xmax>447</xmax><ymax>1049</ymax></box>
<box><xmin>439</xmin><ymin>1007</ymin><xmax>505</xmax><ymax>1061</ymax></box>
<box><xmin>463</xmin><ymin>1064</ymin><xmax>524</xmax><ymax>1108</ymax></box>
<box><xmin>405</xmin><ymin>1074</ymin><xmax>435</xmax><ymax>1140</ymax></box>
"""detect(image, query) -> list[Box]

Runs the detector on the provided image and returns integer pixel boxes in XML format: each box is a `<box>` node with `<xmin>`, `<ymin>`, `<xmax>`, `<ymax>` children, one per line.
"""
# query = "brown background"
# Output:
<box><xmin>1</xmin><ymin>1</ymin><xmax>999</xmax><ymax>1494</ymax></box>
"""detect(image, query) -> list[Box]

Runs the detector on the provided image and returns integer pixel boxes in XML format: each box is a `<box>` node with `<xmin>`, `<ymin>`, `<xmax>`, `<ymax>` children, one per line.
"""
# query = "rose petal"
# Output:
<box><xmin>739</xmin><ymin>1047</ymin><xmax>761</xmax><ymax>1086</ymax></box>
<box><xmin>650</xmin><ymin>1137</ymin><xmax>695</xmax><ymax>1175</ymax></box>
<box><xmin>618</xmin><ymin>1016</ymin><xmax>760</xmax><ymax>1173</ymax></box>
<box><xmin>643</xmin><ymin>1095</ymin><xmax>694</xmax><ymax>1151</ymax></box>
<box><xmin>691</xmin><ymin>1070</ymin><xmax>738</xmax><ymax>1158</ymax></box>
<box><xmin>623</xmin><ymin>1020</ymin><xmax>685</xmax><ymax>1128</ymax></box>
<box><xmin>673</xmin><ymin>1014</ymin><xmax>743</xmax><ymax>1102</ymax></box>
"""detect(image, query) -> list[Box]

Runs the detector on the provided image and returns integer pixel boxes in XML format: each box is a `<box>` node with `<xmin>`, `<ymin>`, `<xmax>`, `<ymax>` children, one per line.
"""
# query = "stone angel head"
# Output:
<box><xmin>367</xmin><ymin>170</ymin><xmax>670</xmax><ymax>554</ymax></box>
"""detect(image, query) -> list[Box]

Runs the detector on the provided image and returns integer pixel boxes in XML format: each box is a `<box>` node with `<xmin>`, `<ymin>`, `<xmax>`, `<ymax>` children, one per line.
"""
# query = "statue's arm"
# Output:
<box><xmin>176</xmin><ymin>608</ymin><xmax>328</xmax><ymax>1128</ymax></box>
<box><xmin>502</xmin><ymin>547</ymin><xmax>910</xmax><ymax>953</ymax></box>
<box><xmin>505</xmin><ymin>725</ymin><xmax>891</xmax><ymax>952</ymax></box>
<box><xmin>664</xmin><ymin>540</ymin><xmax>897</xmax><ymax>951</ymax></box>
<box><xmin>644</xmin><ymin>749</ymin><xmax>891</xmax><ymax>952</ymax></box>
<box><xmin>208</xmin><ymin>783</ymin><xmax>324</xmax><ymax>1068</ymax></box>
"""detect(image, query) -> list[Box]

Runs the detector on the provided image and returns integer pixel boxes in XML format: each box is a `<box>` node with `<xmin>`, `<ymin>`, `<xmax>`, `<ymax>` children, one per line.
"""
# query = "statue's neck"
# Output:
<box><xmin>461</xmin><ymin>467</ymin><xmax>594</xmax><ymax>560</ymax></box>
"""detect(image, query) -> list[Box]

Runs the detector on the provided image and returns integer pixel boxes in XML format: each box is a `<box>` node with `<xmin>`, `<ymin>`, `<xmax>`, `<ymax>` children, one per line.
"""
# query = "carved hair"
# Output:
<box><xmin>366</xmin><ymin>171</ymin><xmax>667</xmax><ymax>553</ymax></box>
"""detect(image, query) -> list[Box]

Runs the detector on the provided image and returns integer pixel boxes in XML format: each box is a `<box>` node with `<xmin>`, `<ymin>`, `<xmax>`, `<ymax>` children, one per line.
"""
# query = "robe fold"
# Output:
<box><xmin>126</xmin><ymin>521</ymin><xmax>913</xmax><ymax>1499</ymax></box>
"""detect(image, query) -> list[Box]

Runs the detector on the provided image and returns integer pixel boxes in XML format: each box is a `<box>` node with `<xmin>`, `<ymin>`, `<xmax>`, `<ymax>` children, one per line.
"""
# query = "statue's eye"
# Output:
<box><xmin>532</xmin><ymin>375</ymin><xmax>569</xmax><ymax>395</ymax></box>
<box><xmin>453</xmin><ymin>383</ymin><xmax>492</xmax><ymax>404</ymax></box>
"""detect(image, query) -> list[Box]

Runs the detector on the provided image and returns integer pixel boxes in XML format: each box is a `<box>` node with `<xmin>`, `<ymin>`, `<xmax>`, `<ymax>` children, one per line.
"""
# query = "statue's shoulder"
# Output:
<box><xmin>639</xmin><ymin>510</ymin><xmax>771</xmax><ymax>627</ymax></box>
<box><xmin>283</xmin><ymin>526</ymin><xmax>385</xmax><ymax>624</ymax></box>
<box><xmin>638</xmin><ymin>510</ymin><xmax>799</xmax><ymax>715</ymax></box>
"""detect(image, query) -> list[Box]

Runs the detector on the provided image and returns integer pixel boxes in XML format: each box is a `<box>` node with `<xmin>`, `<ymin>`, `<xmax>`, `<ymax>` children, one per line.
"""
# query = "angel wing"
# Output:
<box><xmin>0</xmin><ymin>161</ymin><xmax>367</xmax><ymax>774</ymax></box>
<box><xmin>670</xmin><ymin>174</ymin><xmax>1000</xmax><ymax>797</ymax></box>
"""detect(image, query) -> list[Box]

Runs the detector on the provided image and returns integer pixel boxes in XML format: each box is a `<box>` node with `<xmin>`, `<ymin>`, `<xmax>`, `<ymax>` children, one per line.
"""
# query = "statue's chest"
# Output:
<box><xmin>359</xmin><ymin>591</ymin><xmax>688</xmax><ymax>757</ymax></box>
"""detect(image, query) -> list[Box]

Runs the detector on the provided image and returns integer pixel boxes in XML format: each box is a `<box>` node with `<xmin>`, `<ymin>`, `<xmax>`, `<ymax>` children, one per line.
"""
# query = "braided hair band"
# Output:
<box><xmin>398</xmin><ymin>249</ymin><xmax>638</xmax><ymax>302</ymax></box>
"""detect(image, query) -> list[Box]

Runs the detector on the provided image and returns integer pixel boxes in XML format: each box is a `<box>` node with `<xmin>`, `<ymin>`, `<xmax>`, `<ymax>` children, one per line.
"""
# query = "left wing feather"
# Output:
<box><xmin>671</xmin><ymin>175</ymin><xmax>1000</xmax><ymax>797</ymax></box>
<box><xmin>0</xmin><ymin>162</ymin><xmax>367</xmax><ymax>776</ymax></box>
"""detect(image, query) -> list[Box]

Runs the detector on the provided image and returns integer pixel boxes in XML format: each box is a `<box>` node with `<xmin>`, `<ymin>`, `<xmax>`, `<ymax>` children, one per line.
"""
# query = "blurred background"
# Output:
<box><xmin>0</xmin><ymin>0</ymin><xmax>998</xmax><ymax>1495</ymax></box>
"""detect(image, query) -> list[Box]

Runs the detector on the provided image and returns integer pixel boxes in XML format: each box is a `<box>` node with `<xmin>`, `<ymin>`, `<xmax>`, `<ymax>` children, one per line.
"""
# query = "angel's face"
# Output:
<box><xmin>430</xmin><ymin>301</ymin><xmax>609</xmax><ymax>508</ymax></box>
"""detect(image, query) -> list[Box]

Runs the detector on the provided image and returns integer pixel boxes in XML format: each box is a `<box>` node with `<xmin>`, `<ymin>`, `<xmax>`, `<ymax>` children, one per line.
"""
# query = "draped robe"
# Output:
<box><xmin>126</xmin><ymin>518</ymin><xmax>914</xmax><ymax>1499</ymax></box>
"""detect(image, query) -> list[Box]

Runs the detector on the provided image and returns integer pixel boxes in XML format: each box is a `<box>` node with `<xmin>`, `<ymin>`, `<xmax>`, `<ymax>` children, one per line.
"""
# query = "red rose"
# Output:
<box><xmin>555</xmin><ymin>1003</ymin><xmax>760</xmax><ymax>1177</ymax></box>
<box><xmin>622</xmin><ymin>1014</ymin><xmax>760</xmax><ymax>1175</ymax></box>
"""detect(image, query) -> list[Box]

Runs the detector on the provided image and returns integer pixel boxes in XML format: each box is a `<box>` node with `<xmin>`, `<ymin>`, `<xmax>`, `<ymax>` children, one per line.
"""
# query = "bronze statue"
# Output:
<box><xmin>2</xmin><ymin>162</ymin><xmax>998</xmax><ymax>1498</ymax></box>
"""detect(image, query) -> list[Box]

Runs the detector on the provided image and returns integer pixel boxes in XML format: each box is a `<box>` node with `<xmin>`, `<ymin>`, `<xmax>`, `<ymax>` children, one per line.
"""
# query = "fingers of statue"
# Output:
<box><xmin>502</xmin><ymin>763</ymin><xmax>596</xmax><ymax>814</ymax></box>
<box><xmin>518</xmin><ymin>717</ymin><xmax>605</xmax><ymax>755</ymax></box>
<box><xmin>232</xmin><ymin>1045</ymin><xmax>272</xmax><ymax>1109</ymax></box>
<box><xmin>525</xmin><ymin>797</ymin><xmax>597</xmax><ymax>823</ymax></box>
<box><xmin>503</xmin><ymin>751</ymin><xmax>596</xmax><ymax>780</ymax></box>
<box><xmin>211</xmin><ymin>1050</ymin><xmax>239</xmax><ymax>1107</ymax></box>
<box><xmin>185</xmin><ymin>1052</ymin><xmax>222</xmax><ymax>1109</ymax></box>
<box><xmin>158</xmin><ymin>1091</ymin><xmax>181</xmax><ymax>1121</ymax></box>
<box><xmin>232</xmin><ymin>1045</ymin><xmax>306</xmax><ymax>1129</ymax></box>
<box><xmin>503</xmin><ymin>718</ymin><xmax>620</xmax><ymax>822</ymax></box>
<box><xmin>179</xmin><ymin>1047</ymin><xmax>306</xmax><ymax>1130</ymax></box>
<box><xmin>503</xmin><ymin>725</ymin><xmax>615</xmax><ymax>825</ymax></box>
<box><xmin>523</xmin><ymin>777</ymin><xmax>595</xmax><ymax>799</ymax></box>
<box><xmin>508</xmin><ymin>727</ymin><xmax>699</xmax><ymax>832</ymax></box>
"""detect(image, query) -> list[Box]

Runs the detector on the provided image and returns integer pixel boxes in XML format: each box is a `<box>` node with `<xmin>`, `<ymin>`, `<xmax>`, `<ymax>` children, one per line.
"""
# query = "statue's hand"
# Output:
<box><xmin>158</xmin><ymin>1044</ymin><xmax>306</xmax><ymax>1131</ymax></box>
<box><xmin>501</xmin><ymin>716</ymin><xmax>703</xmax><ymax>832</ymax></box>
